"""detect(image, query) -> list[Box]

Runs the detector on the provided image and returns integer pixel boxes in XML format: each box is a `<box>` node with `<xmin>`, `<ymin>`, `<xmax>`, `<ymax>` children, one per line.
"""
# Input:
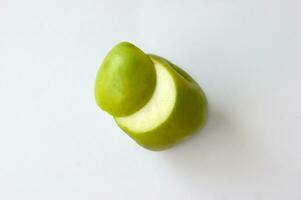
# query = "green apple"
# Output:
<box><xmin>95</xmin><ymin>42</ymin><xmax>207</xmax><ymax>151</ymax></box>
<box><xmin>94</xmin><ymin>42</ymin><xmax>156</xmax><ymax>117</ymax></box>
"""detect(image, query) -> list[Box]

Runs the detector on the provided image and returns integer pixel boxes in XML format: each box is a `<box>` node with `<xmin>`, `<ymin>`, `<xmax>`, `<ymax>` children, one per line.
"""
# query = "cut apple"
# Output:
<box><xmin>94</xmin><ymin>42</ymin><xmax>156</xmax><ymax>117</ymax></box>
<box><xmin>95</xmin><ymin>42</ymin><xmax>207</xmax><ymax>151</ymax></box>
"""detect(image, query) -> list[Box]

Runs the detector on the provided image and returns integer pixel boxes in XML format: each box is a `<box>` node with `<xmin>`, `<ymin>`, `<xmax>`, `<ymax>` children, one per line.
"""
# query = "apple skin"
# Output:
<box><xmin>95</xmin><ymin>42</ymin><xmax>156</xmax><ymax>117</ymax></box>
<box><xmin>115</xmin><ymin>55</ymin><xmax>208</xmax><ymax>151</ymax></box>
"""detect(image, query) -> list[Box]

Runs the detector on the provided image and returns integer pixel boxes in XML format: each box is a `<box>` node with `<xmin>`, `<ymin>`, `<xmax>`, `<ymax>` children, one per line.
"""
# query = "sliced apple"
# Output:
<box><xmin>115</xmin><ymin>55</ymin><xmax>207</xmax><ymax>150</ymax></box>
<box><xmin>95</xmin><ymin>42</ymin><xmax>207</xmax><ymax>150</ymax></box>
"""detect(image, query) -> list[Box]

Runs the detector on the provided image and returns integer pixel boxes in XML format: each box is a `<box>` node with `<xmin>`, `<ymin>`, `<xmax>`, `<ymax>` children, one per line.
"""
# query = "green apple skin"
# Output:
<box><xmin>95</xmin><ymin>42</ymin><xmax>156</xmax><ymax>117</ymax></box>
<box><xmin>115</xmin><ymin>55</ymin><xmax>208</xmax><ymax>151</ymax></box>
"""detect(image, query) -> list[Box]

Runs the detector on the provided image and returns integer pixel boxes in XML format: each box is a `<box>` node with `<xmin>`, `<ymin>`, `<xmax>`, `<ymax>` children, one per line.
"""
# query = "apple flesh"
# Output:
<box><xmin>95</xmin><ymin>42</ymin><xmax>207</xmax><ymax>150</ymax></box>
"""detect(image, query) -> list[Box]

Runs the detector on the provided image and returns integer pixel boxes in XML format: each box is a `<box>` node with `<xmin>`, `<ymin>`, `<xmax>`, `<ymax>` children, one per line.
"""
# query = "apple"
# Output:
<box><xmin>95</xmin><ymin>42</ymin><xmax>207</xmax><ymax>150</ymax></box>
<box><xmin>94</xmin><ymin>42</ymin><xmax>156</xmax><ymax>117</ymax></box>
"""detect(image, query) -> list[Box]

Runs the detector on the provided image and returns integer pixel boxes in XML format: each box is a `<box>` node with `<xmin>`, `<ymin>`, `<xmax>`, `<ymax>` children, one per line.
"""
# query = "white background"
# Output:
<box><xmin>1</xmin><ymin>0</ymin><xmax>301</xmax><ymax>199</ymax></box>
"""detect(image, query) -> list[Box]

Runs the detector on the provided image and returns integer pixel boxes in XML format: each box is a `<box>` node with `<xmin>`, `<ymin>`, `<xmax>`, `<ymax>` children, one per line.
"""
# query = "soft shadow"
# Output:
<box><xmin>160</xmin><ymin>102</ymin><xmax>264</xmax><ymax>180</ymax></box>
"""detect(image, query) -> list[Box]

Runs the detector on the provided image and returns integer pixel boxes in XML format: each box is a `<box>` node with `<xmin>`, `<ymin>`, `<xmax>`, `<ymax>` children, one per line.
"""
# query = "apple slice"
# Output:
<box><xmin>94</xmin><ymin>42</ymin><xmax>156</xmax><ymax>117</ymax></box>
<box><xmin>115</xmin><ymin>55</ymin><xmax>207</xmax><ymax>150</ymax></box>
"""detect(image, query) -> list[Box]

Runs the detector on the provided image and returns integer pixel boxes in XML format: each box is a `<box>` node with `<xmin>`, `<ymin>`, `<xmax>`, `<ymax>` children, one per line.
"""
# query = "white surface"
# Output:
<box><xmin>1</xmin><ymin>0</ymin><xmax>301</xmax><ymax>199</ymax></box>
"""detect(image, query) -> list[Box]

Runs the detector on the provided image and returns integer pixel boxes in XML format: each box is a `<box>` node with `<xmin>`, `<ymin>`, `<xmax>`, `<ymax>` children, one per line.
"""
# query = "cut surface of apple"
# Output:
<box><xmin>115</xmin><ymin>57</ymin><xmax>177</xmax><ymax>132</ymax></box>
